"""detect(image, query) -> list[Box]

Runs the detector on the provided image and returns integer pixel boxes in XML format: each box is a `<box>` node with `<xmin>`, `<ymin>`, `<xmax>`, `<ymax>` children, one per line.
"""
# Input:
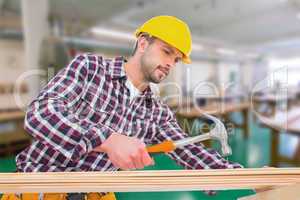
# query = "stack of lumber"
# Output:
<box><xmin>0</xmin><ymin>168</ymin><xmax>299</xmax><ymax>193</ymax></box>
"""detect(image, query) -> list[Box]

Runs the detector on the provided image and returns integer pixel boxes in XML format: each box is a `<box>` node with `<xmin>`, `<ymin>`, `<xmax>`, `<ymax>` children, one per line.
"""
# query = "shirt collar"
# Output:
<box><xmin>107</xmin><ymin>56</ymin><xmax>153</xmax><ymax>97</ymax></box>
<box><xmin>142</xmin><ymin>85</ymin><xmax>153</xmax><ymax>97</ymax></box>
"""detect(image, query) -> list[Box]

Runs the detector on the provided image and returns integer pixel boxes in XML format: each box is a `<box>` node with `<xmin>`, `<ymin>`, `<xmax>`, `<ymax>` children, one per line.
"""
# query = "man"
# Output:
<box><xmin>14</xmin><ymin>15</ymin><xmax>241</xmax><ymax>200</ymax></box>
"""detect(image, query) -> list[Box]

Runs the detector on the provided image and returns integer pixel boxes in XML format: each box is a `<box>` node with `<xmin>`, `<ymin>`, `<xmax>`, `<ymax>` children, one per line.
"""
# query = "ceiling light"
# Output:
<box><xmin>90</xmin><ymin>27</ymin><xmax>135</xmax><ymax>41</ymax></box>
<box><xmin>216</xmin><ymin>48</ymin><xmax>236</xmax><ymax>56</ymax></box>
<box><xmin>192</xmin><ymin>43</ymin><xmax>204</xmax><ymax>51</ymax></box>
<box><xmin>245</xmin><ymin>52</ymin><xmax>259</xmax><ymax>58</ymax></box>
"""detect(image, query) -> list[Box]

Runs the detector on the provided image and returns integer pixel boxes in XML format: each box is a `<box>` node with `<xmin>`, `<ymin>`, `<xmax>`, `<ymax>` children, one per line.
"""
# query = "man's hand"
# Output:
<box><xmin>94</xmin><ymin>133</ymin><xmax>154</xmax><ymax>170</ymax></box>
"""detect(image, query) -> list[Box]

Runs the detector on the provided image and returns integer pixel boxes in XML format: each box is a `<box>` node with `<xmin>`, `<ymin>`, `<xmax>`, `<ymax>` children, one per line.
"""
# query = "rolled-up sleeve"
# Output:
<box><xmin>24</xmin><ymin>54</ymin><xmax>114</xmax><ymax>162</ymax></box>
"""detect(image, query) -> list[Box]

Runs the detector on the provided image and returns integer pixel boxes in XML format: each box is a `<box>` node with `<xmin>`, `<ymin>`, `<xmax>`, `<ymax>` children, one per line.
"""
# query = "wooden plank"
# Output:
<box><xmin>2</xmin><ymin>168</ymin><xmax>300</xmax><ymax>177</ymax></box>
<box><xmin>0</xmin><ymin>168</ymin><xmax>299</xmax><ymax>193</ymax></box>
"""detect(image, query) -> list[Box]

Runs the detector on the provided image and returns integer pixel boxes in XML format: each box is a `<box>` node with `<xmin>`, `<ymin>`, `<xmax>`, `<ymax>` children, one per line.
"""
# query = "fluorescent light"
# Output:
<box><xmin>192</xmin><ymin>43</ymin><xmax>204</xmax><ymax>51</ymax></box>
<box><xmin>90</xmin><ymin>27</ymin><xmax>135</xmax><ymax>41</ymax></box>
<box><xmin>91</xmin><ymin>27</ymin><xmax>206</xmax><ymax>53</ymax></box>
<box><xmin>216</xmin><ymin>48</ymin><xmax>236</xmax><ymax>56</ymax></box>
<box><xmin>245</xmin><ymin>53</ymin><xmax>259</xmax><ymax>59</ymax></box>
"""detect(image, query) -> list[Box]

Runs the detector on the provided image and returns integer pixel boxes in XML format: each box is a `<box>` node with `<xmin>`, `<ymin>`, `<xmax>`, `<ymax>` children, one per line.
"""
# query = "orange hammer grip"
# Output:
<box><xmin>146</xmin><ymin>140</ymin><xmax>176</xmax><ymax>153</ymax></box>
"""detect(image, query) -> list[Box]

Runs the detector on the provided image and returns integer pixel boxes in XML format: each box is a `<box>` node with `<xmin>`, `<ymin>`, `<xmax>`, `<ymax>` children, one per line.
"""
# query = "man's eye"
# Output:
<box><xmin>163</xmin><ymin>49</ymin><xmax>170</xmax><ymax>55</ymax></box>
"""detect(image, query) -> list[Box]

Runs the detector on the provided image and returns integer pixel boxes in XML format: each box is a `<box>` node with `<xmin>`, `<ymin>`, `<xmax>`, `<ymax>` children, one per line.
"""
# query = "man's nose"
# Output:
<box><xmin>166</xmin><ymin>61</ymin><xmax>175</xmax><ymax>69</ymax></box>
<box><xmin>165</xmin><ymin>64</ymin><xmax>172</xmax><ymax>73</ymax></box>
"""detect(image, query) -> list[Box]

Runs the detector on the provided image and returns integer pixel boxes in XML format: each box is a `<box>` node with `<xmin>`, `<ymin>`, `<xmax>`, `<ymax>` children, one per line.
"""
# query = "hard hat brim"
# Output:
<box><xmin>182</xmin><ymin>56</ymin><xmax>191</xmax><ymax>64</ymax></box>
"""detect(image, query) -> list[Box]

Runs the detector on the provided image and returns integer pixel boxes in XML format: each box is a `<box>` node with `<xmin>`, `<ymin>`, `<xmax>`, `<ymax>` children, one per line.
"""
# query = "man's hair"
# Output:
<box><xmin>131</xmin><ymin>33</ymin><xmax>156</xmax><ymax>56</ymax></box>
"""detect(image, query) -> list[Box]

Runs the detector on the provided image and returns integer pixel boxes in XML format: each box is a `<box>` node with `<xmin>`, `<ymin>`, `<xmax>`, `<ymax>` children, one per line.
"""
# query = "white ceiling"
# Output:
<box><xmin>2</xmin><ymin>0</ymin><xmax>300</xmax><ymax>59</ymax></box>
<box><xmin>101</xmin><ymin>0</ymin><xmax>300</xmax><ymax>46</ymax></box>
<box><xmin>91</xmin><ymin>0</ymin><xmax>300</xmax><ymax>59</ymax></box>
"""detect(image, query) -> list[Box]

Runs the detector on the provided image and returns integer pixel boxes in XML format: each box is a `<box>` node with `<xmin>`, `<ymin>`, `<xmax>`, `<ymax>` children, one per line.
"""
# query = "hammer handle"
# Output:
<box><xmin>146</xmin><ymin>140</ymin><xmax>176</xmax><ymax>153</ymax></box>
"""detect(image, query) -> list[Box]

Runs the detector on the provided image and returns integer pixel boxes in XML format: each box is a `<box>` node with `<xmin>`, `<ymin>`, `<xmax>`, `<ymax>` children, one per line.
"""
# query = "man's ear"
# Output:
<box><xmin>137</xmin><ymin>36</ymin><xmax>149</xmax><ymax>53</ymax></box>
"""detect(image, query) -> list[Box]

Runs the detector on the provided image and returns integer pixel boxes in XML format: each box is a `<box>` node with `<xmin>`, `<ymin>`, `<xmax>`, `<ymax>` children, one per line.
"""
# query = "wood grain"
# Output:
<box><xmin>0</xmin><ymin>168</ymin><xmax>299</xmax><ymax>193</ymax></box>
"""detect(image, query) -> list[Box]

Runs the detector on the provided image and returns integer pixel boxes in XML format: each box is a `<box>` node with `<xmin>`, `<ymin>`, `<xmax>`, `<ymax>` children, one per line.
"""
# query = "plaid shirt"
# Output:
<box><xmin>16</xmin><ymin>54</ymin><xmax>241</xmax><ymax>172</ymax></box>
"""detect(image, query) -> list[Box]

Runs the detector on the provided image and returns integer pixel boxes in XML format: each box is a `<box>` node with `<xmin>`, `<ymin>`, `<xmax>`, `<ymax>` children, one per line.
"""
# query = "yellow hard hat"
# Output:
<box><xmin>135</xmin><ymin>15</ymin><xmax>192</xmax><ymax>64</ymax></box>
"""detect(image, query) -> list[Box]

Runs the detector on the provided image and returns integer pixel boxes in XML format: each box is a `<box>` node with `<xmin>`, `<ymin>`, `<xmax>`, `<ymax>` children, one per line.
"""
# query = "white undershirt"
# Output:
<box><xmin>125</xmin><ymin>78</ymin><xmax>141</xmax><ymax>102</ymax></box>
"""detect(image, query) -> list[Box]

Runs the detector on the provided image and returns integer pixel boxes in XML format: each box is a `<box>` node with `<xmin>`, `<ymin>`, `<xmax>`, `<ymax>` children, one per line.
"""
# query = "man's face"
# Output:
<box><xmin>139</xmin><ymin>38</ymin><xmax>183</xmax><ymax>84</ymax></box>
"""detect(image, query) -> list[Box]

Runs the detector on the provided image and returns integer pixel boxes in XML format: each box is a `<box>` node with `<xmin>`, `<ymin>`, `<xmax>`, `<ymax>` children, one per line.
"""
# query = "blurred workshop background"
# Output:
<box><xmin>1</xmin><ymin>0</ymin><xmax>300</xmax><ymax>199</ymax></box>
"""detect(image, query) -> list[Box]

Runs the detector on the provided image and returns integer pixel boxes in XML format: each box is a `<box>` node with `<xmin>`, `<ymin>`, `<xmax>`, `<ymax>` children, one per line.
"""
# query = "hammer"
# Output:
<box><xmin>146</xmin><ymin>113</ymin><xmax>232</xmax><ymax>156</ymax></box>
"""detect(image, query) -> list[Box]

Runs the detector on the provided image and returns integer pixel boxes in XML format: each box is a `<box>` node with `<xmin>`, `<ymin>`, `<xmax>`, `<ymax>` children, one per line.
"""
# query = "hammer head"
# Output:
<box><xmin>202</xmin><ymin>114</ymin><xmax>232</xmax><ymax>156</ymax></box>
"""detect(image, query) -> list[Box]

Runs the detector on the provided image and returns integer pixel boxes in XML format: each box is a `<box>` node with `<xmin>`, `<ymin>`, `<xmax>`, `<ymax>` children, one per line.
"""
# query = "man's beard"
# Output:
<box><xmin>140</xmin><ymin>54</ymin><xmax>164</xmax><ymax>84</ymax></box>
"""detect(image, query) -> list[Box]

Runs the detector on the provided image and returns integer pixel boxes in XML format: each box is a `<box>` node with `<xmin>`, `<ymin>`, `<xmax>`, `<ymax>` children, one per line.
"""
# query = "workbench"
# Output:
<box><xmin>252</xmin><ymin>94</ymin><xmax>295</xmax><ymax>117</ymax></box>
<box><xmin>0</xmin><ymin>94</ymin><xmax>31</xmax><ymax>156</ymax></box>
<box><xmin>258</xmin><ymin>107</ymin><xmax>300</xmax><ymax>167</ymax></box>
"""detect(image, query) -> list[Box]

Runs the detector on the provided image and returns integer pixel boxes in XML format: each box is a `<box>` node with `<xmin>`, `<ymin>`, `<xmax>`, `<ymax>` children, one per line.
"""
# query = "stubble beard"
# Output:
<box><xmin>140</xmin><ymin>52</ymin><xmax>164</xmax><ymax>84</ymax></box>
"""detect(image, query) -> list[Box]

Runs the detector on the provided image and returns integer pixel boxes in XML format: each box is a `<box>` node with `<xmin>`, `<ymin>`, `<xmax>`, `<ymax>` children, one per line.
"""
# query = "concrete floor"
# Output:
<box><xmin>1</xmin><ymin>113</ymin><xmax>299</xmax><ymax>199</ymax></box>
